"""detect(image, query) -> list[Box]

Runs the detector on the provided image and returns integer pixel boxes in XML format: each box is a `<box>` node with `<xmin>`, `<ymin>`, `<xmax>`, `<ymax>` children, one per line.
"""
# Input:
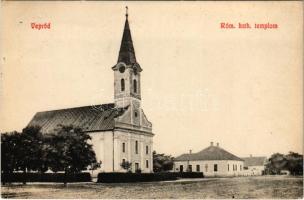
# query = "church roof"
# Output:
<box><xmin>27</xmin><ymin>103</ymin><xmax>128</xmax><ymax>134</ymax></box>
<box><xmin>174</xmin><ymin>145</ymin><xmax>243</xmax><ymax>161</ymax></box>
<box><xmin>117</xmin><ymin>14</ymin><xmax>137</xmax><ymax>65</ymax></box>
<box><xmin>241</xmin><ymin>156</ymin><xmax>267</xmax><ymax>167</ymax></box>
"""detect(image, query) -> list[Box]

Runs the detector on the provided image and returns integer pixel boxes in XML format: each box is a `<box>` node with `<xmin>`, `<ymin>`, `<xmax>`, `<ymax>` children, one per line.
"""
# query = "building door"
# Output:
<box><xmin>135</xmin><ymin>163</ymin><xmax>139</xmax><ymax>171</ymax></box>
<box><xmin>180</xmin><ymin>165</ymin><xmax>183</xmax><ymax>172</ymax></box>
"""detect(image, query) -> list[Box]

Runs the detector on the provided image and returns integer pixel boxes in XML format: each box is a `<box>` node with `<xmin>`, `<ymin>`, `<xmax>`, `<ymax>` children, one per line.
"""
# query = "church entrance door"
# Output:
<box><xmin>135</xmin><ymin>163</ymin><xmax>139</xmax><ymax>171</ymax></box>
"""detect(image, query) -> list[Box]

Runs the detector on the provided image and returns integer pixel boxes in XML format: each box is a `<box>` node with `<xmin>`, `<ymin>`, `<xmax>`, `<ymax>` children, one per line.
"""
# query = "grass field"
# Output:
<box><xmin>1</xmin><ymin>176</ymin><xmax>303</xmax><ymax>199</ymax></box>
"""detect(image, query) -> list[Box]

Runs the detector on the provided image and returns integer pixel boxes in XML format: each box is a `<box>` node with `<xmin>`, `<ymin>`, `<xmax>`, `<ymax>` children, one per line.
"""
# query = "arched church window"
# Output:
<box><xmin>121</xmin><ymin>79</ymin><xmax>125</xmax><ymax>91</ymax></box>
<box><xmin>122</xmin><ymin>142</ymin><xmax>125</xmax><ymax>153</ymax></box>
<box><xmin>135</xmin><ymin>140</ymin><xmax>138</xmax><ymax>154</ymax></box>
<box><xmin>133</xmin><ymin>79</ymin><xmax>137</xmax><ymax>93</ymax></box>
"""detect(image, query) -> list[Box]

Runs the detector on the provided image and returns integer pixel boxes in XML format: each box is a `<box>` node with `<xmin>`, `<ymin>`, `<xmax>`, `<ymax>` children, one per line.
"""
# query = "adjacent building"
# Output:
<box><xmin>242</xmin><ymin>156</ymin><xmax>267</xmax><ymax>176</ymax></box>
<box><xmin>27</xmin><ymin>11</ymin><xmax>154</xmax><ymax>174</ymax></box>
<box><xmin>174</xmin><ymin>142</ymin><xmax>244</xmax><ymax>177</ymax></box>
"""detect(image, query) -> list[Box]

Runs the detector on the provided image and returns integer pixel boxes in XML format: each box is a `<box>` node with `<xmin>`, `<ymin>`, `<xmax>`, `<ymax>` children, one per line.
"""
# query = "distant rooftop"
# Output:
<box><xmin>241</xmin><ymin>156</ymin><xmax>267</xmax><ymax>167</ymax></box>
<box><xmin>174</xmin><ymin>142</ymin><xmax>243</xmax><ymax>161</ymax></box>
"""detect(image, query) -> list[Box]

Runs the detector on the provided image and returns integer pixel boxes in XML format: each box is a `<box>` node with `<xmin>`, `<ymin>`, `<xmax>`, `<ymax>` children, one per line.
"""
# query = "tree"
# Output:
<box><xmin>89</xmin><ymin>161</ymin><xmax>102</xmax><ymax>175</ymax></box>
<box><xmin>1</xmin><ymin>127</ymin><xmax>45</xmax><ymax>184</ymax></box>
<box><xmin>48</xmin><ymin>125</ymin><xmax>97</xmax><ymax>174</ymax></box>
<box><xmin>21</xmin><ymin>126</ymin><xmax>46</xmax><ymax>172</ymax></box>
<box><xmin>120</xmin><ymin>160</ymin><xmax>132</xmax><ymax>172</ymax></box>
<box><xmin>135</xmin><ymin>168</ymin><xmax>142</xmax><ymax>173</ymax></box>
<box><xmin>1</xmin><ymin>131</ymin><xmax>20</xmax><ymax>173</ymax></box>
<box><xmin>1</xmin><ymin>132</ymin><xmax>20</xmax><ymax>184</ymax></box>
<box><xmin>265</xmin><ymin>153</ymin><xmax>287</xmax><ymax>175</ymax></box>
<box><xmin>1</xmin><ymin>125</ymin><xmax>98</xmax><ymax>185</ymax></box>
<box><xmin>44</xmin><ymin>125</ymin><xmax>98</xmax><ymax>185</ymax></box>
<box><xmin>153</xmin><ymin>151</ymin><xmax>174</xmax><ymax>172</ymax></box>
<box><xmin>265</xmin><ymin>152</ymin><xmax>303</xmax><ymax>175</ymax></box>
<box><xmin>285</xmin><ymin>152</ymin><xmax>303</xmax><ymax>175</ymax></box>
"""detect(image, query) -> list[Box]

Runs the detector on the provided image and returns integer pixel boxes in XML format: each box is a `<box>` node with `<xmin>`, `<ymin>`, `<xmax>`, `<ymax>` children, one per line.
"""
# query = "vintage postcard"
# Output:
<box><xmin>0</xmin><ymin>1</ymin><xmax>303</xmax><ymax>199</ymax></box>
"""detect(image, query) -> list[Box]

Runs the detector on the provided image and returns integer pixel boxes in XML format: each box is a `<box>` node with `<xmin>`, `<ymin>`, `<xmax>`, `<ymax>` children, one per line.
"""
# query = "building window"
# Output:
<box><xmin>228</xmin><ymin>164</ymin><xmax>229</xmax><ymax>171</ymax></box>
<box><xmin>188</xmin><ymin>165</ymin><xmax>192</xmax><ymax>172</ymax></box>
<box><xmin>133</xmin><ymin>79</ymin><xmax>137</xmax><ymax>93</ymax></box>
<box><xmin>180</xmin><ymin>165</ymin><xmax>183</xmax><ymax>172</ymax></box>
<box><xmin>121</xmin><ymin>79</ymin><xmax>125</xmax><ymax>91</ymax></box>
<box><xmin>134</xmin><ymin>111</ymin><xmax>138</xmax><ymax>118</ymax></box>
<box><xmin>146</xmin><ymin>145</ymin><xmax>149</xmax><ymax>154</ymax></box>
<box><xmin>214</xmin><ymin>164</ymin><xmax>218</xmax><ymax>172</ymax></box>
<box><xmin>146</xmin><ymin>160</ymin><xmax>149</xmax><ymax>168</ymax></box>
<box><xmin>122</xmin><ymin>142</ymin><xmax>125</xmax><ymax>153</ymax></box>
<box><xmin>205</xmin><ymin>164</ymin><xmax>208</xmax><ymax>172</ymax></box>
<box><xmin>135</xmin><ymin>140</ymin><xmax>138</xmax><ymax>154</ymax></box>
<box><xmin>240</xmin><ymin>165</ymin><xmax>242</xmax><ymax>171</ymax></box>
<box><xmin>122</xmin><ymin>159</ymin><xmax>126</xmax><ymax>164</ymax></box>
<box><xmin>196</xmin><ymin>165</ymin><xmax>200</xmax><ymax>172</ymax></box>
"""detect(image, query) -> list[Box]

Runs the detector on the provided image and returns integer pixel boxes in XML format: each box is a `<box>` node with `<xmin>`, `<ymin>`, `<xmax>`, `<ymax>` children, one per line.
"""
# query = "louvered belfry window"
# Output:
<box><xmin>133</xmin><ymin>79</ymin><xmax>137</xmax><ymax>93</ymax></box>
<box><xmin>121</xmin><ymin>79</ymin><xmax>125</xmax><ymax>91</ymax></box>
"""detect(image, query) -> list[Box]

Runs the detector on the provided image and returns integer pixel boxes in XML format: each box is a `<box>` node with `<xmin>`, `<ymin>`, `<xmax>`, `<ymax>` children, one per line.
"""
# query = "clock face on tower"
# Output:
<box><xmin>119</xmin><ymin>66</ymin><xmax>125</xmax><ymax>73</ymax></box>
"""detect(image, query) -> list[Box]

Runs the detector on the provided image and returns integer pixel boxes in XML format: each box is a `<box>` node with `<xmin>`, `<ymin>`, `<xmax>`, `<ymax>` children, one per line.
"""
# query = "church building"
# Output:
<box><xmin>27</xmin><ymin>10</ymin><xmax>154</xmax><ymax>174</ymax></box>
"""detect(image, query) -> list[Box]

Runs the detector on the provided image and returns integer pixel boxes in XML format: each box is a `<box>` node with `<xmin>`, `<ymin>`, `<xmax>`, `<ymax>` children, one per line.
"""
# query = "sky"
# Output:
<box><xmin>1</xmin><ymin>1</ymin><xmax>303</xmax><ymax>158</ymax></box>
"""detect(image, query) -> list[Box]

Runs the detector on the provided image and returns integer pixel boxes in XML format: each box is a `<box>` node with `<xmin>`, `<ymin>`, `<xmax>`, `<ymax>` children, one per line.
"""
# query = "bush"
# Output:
<box><xmin>173</xmin><ymin>172</ymin><xmax>204</xmax><ymax>178</ymax></box>
<box><xmin>97</xmin><ymin>172</ymin><xmax>204</xmax><ymax>183</ymax></box>
<box><xmin>97</xmin><ymin>172</ymin><xmax>177</xmax><ymax>183</ymax></box>
<box><xmin>1</xmin><ymin>172</ymin><xmax>91</xmax><ymax>183</ymax></box>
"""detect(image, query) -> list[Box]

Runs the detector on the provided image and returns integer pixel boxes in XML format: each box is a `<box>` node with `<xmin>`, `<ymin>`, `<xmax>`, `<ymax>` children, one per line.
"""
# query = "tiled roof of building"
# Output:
<box><xmin>27</xmin><ymin>103</ymin><xmax>128</xmax><ymax>134</ymax></box>
<box><xmin>174</xmin><ymin>145</ymin><xmax>243</xmax><ymax>161</ymax></box>
<box><xmin>241</xmin><ymin>156</ymin><xmax>267</xmax><ymax>167</ymax></box>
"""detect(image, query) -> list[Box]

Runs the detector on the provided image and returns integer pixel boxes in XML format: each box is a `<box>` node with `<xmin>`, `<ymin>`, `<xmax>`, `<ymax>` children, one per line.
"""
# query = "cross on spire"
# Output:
<box><xmin>125</xmin><ymin>6</ymin><xmax>128</xmax><ymax>18</ymax></box>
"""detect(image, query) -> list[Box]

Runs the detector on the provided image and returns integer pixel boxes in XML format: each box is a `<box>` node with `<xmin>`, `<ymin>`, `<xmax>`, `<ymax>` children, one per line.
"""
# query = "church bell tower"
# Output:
<box><xmin>112</xmin><ymin>7</ymin><xmax>143</xmax><ymax>111</ymax></box>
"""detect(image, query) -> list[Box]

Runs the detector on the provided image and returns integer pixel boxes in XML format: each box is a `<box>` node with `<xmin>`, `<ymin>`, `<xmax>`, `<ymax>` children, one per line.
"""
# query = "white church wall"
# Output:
<box><xmin>113</xmin><ymin>129</ymin><xmax>153</xmax><ymax>173</ymax></box>
<box><xmin>88</xmin><ymin>129</ymin><xmax>153</xmax><ymax>176</ymax></box>
<box><xmin>89</xmin><ymin>131</ymin><xmax>114</xmax><ymax>175</ymax></box>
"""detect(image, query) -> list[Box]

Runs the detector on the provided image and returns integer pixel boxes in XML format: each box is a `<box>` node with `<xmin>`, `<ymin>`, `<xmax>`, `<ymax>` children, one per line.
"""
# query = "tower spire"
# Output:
<box><xmin>113</xmin><ymin>8</ymin><xmax>142</xmax><ymax>108</ymax></box>
<box><xmin>118</xmin><ymin>7</ymin><xmax>137</xmax><ymax>65</ymax></box>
